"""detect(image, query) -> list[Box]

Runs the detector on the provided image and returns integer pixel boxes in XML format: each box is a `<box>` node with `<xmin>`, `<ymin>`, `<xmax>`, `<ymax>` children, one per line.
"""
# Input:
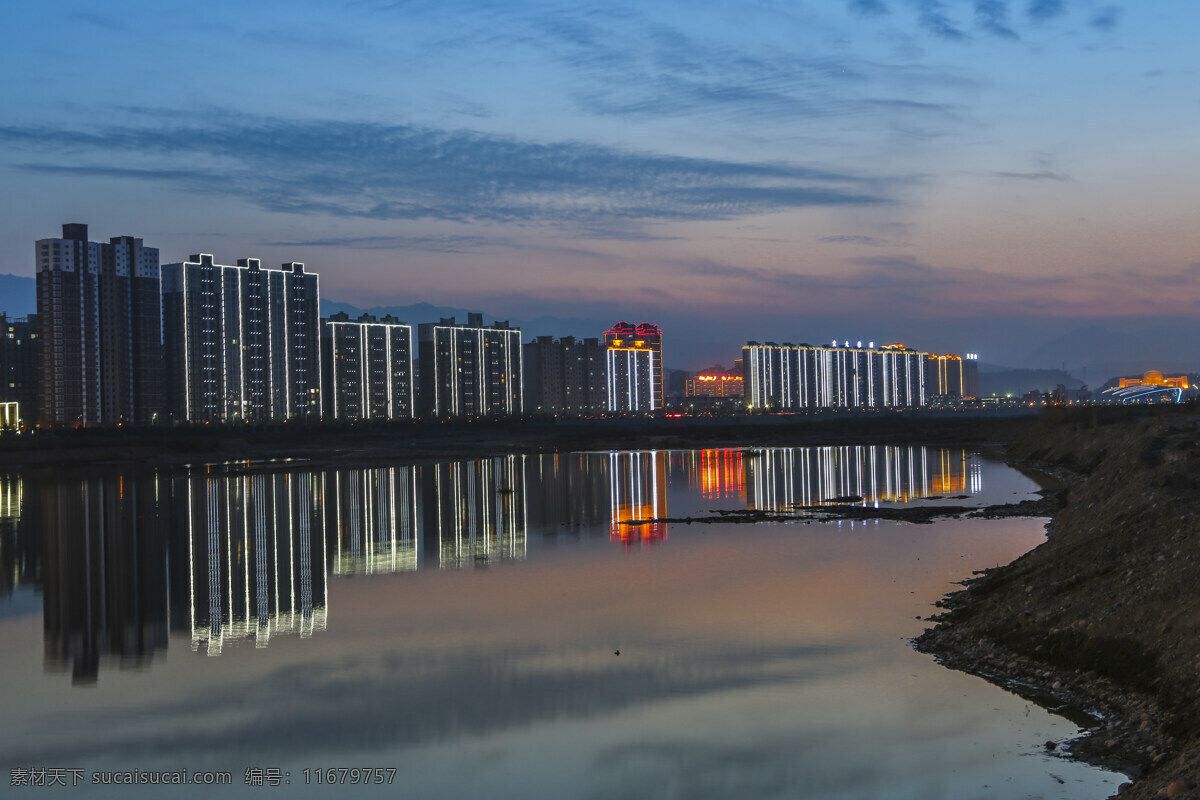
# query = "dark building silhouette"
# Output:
<box><xmin>523</xmin><ymin>335</ymin><xmax>606</xmax><ymax>414</ymax></box>
<box><xmin>35</xmin><ymin>224</ymin><xmax>162</xmax><ymax>425</ymax></box>
<box><xmin>0</xmin><ymin>313</ymin><xmax>38</xmax><ymax>426</ymax></box>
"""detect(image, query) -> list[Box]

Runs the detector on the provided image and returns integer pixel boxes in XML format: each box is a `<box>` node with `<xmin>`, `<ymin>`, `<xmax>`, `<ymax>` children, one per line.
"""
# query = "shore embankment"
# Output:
<box><xmin>917</xmin><ymin>405</ymin><xmax>1200</xmax><ymax>799</ymax></box>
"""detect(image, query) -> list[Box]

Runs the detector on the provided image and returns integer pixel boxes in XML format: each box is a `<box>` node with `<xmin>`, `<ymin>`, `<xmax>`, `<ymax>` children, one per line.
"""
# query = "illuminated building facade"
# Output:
<box><xmin>36</xmin><ymin>224</ymin><xmax>162</xmax><ymax>426</ymax></box>
<box><xmin>162</xmin><ymin>255</ymin><xmax>322</xmax><ymax>422</ymax></box>
<box><xmin>321</xmin><ymin>312</ymin><xmax>414</xmax><ymax>420</ymax></box>
<box><xmin>417</xmin><ymin>314</ymin><xmax>522</xmax><ymax>418</ymax></box>
<box><xmin>743</xmin><ymin>341</ymin><xmax>928</xmax><ymax>411</ymax></box>
<box><xmin>925</xmin><ymin>354</ymin><xmax>965</xmax><ymax>398</ymax></box>
<box><xmin>523</xmin><ymin>335</ymin><xmax>606</xmax><ymax>414</ymax></box>
<box><xmin>1116</xmin><ymin>370</ymin><xmax>1188</xmax><ymax>389</ymax></box>
<box><xmin>1102</xmin><ymin>371</ymin><xmax>1189</xmax><ymax>404</ymax></box>
<box><xmin>603</xmin><ymin>322</ymin><xmax>662</xmax><ymax>412</ymax></box>
<box><xmin>0</xmin><ymin>313</ymin><xmax>37</xmax><ymax>426</ymax></box>
<box><xmin>685</xmin><ymin>366</ymin><xmax>744</xmax><ymax>398</ymax></box>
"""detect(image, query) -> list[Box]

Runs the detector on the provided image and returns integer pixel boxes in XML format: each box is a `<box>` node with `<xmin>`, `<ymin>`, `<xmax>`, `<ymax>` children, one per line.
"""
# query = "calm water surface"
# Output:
<box><xmin>0</xmin><ymin>446</ymin><xmax>1125</xmax><ymax>798</ymax></box>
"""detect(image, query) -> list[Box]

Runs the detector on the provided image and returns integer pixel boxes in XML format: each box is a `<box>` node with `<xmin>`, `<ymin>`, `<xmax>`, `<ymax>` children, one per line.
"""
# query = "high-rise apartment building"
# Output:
<box><xmin>162</xmin><ymin>255</ymin><xmax>321</xmax><ymax>422</ymax></box>
<box><xmin>743</xmin><ymin>340</ymin><xmax>929</xmax><ymax>411</ymax></box>
<box><xmin>0</xmin><ymin>313</ymin><xmax>38</xmax><ymax>426</ymax></box>
<box><xmin>321</xmin><ymin>312</ymin><xmax>414</xmax><ymax>420</ymax></box>
<box><xmin>35</xmin><ymin>224</ymin><xmax>162</xmax><ymax>426</ymax></box>
<box><xmin>417</xmin><ymin>314</ymin><xmax>522</xmax><ymax>418</ymax></box>
<box><xmin>962</xmin><ymin>354</ymin><xmax>980</xmax><ymax>399</ymax></box>
<box><xmin>603</xmin><ymin>322</ymin><xmax>662</xmax><ymax>412</ymax></box>
<box><xmin>523</xmin><ymin>335</ymin><xmax>605</xmax><ymax>414</ymax></box>
<box><xmin>685</xmin><ymin>366</ymin><xmax>743</xmax><ymax>398</ymax></box>
<box><xmin>925</xmin><ymin>354</ymin><xmax>965</xmax><ymax>399</ymax></box>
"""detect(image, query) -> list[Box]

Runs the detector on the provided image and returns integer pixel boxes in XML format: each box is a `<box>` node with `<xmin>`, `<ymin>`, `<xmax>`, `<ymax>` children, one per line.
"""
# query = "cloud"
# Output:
<box><xmin>848</xmin><ymin>0</ymin><xmax>891</xmax><ymax>15</ymax></box>
<box><xmin>1090</xmin><ymin>5</ymin><xmax>1120</xmax><ymax>30</ymax></box>
<box><xmin>263</xmin><ymin>234</ymin><xmax>499</xmax><ymax>252</ymax></box>
<box><xmin>908</xmin><ymin>0</ymin><xmax>969</xmax><ymax>41</ymax></box>
<box><xmin>974</xmin><ymin>0</ymin><xmax>1019</xmax><ymax>38</ymax></box>
<box><xmin>989</xmin><ymin>169</ymin><xmax>1071</xmax><ymax>181</ymax></box>
<box><xmin>12</xmin><ymin>641</ymin><xmax>854</xmax><ymax>765</ymax></box>
<box><xmin>1026</xmin><ymin>0</ymin><xmax>1067</xmax><ymax>22</ymax></box>
<box><xmin>0</xmin><ymin>114</ymin><xmax>894</xmax><ymax>224</ymax></box>
<box><xmin>819</xmin><ymin>234</ymin><xmax>892</xmax><ymax>245</ymax></box>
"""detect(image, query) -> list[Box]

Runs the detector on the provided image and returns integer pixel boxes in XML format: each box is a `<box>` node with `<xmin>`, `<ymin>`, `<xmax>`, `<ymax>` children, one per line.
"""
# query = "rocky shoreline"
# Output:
<box><xmin>916</xmin><ymin>406</ymin><xmax>1200</xmax><ymax>800</ymax></box>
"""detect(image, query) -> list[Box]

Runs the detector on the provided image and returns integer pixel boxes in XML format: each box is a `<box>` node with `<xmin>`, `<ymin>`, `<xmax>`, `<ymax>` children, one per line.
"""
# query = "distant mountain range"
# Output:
<box><xmin>1</xmin><ymin>272</ymin><xmax>1194</xmax><ymax>386</ymax></box>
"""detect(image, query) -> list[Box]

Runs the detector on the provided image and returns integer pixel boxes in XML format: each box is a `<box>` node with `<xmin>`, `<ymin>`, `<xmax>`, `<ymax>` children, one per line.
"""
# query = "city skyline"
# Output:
<box><xmin>2</xmin><ymin>2</ymin><xmax>1198</xmax><ymax>372</ymax></box>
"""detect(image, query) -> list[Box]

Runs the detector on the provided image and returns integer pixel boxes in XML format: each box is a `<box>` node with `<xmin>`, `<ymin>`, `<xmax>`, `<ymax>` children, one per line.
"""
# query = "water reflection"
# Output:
<box><xmin>327</xmin><ymin>467</ymin><xmax>419</xmax><ymax>575</ymax></box>
<box><xmin>0</xmin><ymin>446</ymin><xmax>1124</xmax><ymax>799</ymax></box>
<box><xmin>41</xmin><ymin>476</ymin><xmax>167</xmax><ymax>682</ymax></box>
<box><xmin>5</xmin><ymin>445</ymin><xmax>989</xmax><ymax>676</ymax></box>
<box><xmin>423</xmin><ymin>457</ymin><xmax>528</xmax><ymax>568</ymax></box>
<box><xmin>746</xmin><ymin>445</ymin><xmax>969</xmax><ymax>509</ymax></box>
<box><xmin>607</xmin><ymin>451</ymin><xmax>668</xmax><ymax>545</ymax></box>
<box><xmin>179</xmin><ymin>471</ymin><xmax>328</xmax><ymax>656</ymax></box>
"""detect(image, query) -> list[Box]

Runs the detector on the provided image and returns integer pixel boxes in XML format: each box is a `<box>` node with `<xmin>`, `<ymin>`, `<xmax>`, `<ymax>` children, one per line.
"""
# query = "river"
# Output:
<box><xmin>0</xmin><ymin>446</ymin><xmax>1125</xmax><ymax>798</ymax></box>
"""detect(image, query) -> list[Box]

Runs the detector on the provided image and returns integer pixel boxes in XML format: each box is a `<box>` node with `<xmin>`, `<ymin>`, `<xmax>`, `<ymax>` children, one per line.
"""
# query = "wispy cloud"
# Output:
<box><xmin>1026</xmin><ymin>0</ymin><xmax>1067</xmax><ymax>22</ymax></box>
<box><xmin>848</xmin><ymin>0</ymin><xmax>891</xmax><ymax>16</ymax></box>
<box><xmin>989</xmin><ymin>169</ymin><xmax>1071</xmax><ymax>181</ymax></box>
<box><xmin>819</xmin><ymin>234</ymin><xmax>893</xmax><ymax>245</ymax></box>
<box><xmin>0</xmin><ymin>113</ymin><xmax>895</xmax><ymax>224</ymax></box>
<box><xmin>263</xmin><ymin>234</ymin><xmax>500</xmax><ymax>252</ymax></box>
<box><xmin>909</xmin><ymin>0</ymin><xmax>969</xmax><ymax>41</ymax></box>
<box><xmin>974</xmin><ymin>0</ymin><xmax>1018</xmax><ymax>38</ymax></box>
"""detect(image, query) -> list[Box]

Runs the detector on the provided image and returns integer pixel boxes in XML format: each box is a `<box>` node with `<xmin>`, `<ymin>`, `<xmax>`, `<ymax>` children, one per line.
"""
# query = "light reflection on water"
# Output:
<box><xmin>0</xmin><ymin>448</ymin><xmax>1123</xmax><ymax>798</ymax></box>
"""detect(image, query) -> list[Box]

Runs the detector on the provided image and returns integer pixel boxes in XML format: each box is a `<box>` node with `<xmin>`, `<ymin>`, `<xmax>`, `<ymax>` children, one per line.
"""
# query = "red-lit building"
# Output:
<box><xmin>603</xmin><ymin>322</ymin><xmax>662</xmax><ymax>412</ymax></box>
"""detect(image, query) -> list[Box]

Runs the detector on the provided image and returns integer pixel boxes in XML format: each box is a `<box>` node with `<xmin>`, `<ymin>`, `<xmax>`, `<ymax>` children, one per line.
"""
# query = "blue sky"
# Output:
<box><xmin>2</xmin><ymin>1</ymin><xmax>1198</xmax><ymax>372</ymax></box>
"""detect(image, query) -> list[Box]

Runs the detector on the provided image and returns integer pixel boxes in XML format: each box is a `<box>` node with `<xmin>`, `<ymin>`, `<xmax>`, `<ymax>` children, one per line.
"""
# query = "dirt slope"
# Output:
<box><xmin>918</xmin><ymin>407</ymin><xmax>1200</xmax><ymax>799</ymax></box>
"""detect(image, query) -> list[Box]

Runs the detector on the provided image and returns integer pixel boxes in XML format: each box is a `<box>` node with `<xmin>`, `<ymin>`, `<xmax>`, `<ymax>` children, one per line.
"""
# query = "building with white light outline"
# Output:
<box><xmin>162</xmin><ymin>254</ymin><xmax>321</xmax><ymax>422</ymax></box>
<box><xmin>321</xmin><ymin>312</ymin><xmax>414</xmax><ymax>420</ymax></box>
<box><xmin>417</xmin><ymin>314</ymin><xmax>522</xmax><ymax>418</ymax></box>
<box><xmin>743</xmin><ymin>340</ymin><xmax>930</xmax><ymax>411</ymax></box>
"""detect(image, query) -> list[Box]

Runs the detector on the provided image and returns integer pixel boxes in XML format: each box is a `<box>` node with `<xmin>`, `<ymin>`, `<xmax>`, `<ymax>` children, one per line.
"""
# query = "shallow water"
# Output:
<box><xmin>0</xmin><ymin>446</ymin><xmax>1124</xmax><ymax>798</ymax></box>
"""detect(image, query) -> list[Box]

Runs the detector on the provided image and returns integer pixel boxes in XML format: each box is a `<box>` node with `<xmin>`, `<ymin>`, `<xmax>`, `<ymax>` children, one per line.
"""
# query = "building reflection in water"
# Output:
<box><xmin>525</xmin><ymin>453</ymin><xmax>607</xmax><ymax>538</ymax></box>
<box><xmin>39</xmin><ymin>474</ymin><xmax>169</xmax><ymax>684</ymax></box>
<box><xmin>608</xmin><ymin>451</ymin><xmax>668</xmax><ymax>545</ymax></box>
<box><xmin>180</xmin><ymin>470</ymin><xmax>328</xmax><ymax>656</ymax></box>
<box><xmin>15</xmin><ymin>445</ymin><xmax>978</xmax><ymax>679</ymax></box>
<box><xmin>0</xmin><ymin>475</ymin><xmax>36</xmax><ymax>598</ymax></box>
<box><xmin>687</xmin><ymin>449</ymin><xmax>747</xmax><ymax>501</ymax></box>
<box><xmin>325</xmin><ymin>467</ymin><xmax>420</xmax><ymax>575</ymax></box>
<box><xmin>423</xmin><ymin>455</ymin><xmax>527</xmax><ymax>568</ymax></box>
<box><xmin>745</xmin><ymin>446</ymin><xmax>968</xmax><ymax>510</ymax></box>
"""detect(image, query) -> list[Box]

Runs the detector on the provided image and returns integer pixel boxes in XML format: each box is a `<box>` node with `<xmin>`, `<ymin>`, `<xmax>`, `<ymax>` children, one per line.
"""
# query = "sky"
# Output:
<box><xmin>1</xmin><ymin>0</ymin><xmax>1198</xmax><ymax>374</ymax></box>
